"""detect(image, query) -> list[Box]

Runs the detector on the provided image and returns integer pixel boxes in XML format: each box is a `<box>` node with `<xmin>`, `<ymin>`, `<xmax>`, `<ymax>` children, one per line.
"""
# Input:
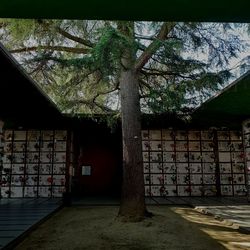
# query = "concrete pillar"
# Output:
<box><xmin>242</xmin><ymin>119</ymin><xmax>250</xmax><ymax>201</ymax></box>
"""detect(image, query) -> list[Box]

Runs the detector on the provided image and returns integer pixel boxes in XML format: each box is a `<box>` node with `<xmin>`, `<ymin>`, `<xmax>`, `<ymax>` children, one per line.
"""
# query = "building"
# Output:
<box><xmin>0</xmin><ymin>43</ymin><xmax>249</xmax><ymax>198</ymax></box>
<box><xmin>0</xmin><ymin>43</ymin><xmax>71</xmax><ymax>198</ymax></box>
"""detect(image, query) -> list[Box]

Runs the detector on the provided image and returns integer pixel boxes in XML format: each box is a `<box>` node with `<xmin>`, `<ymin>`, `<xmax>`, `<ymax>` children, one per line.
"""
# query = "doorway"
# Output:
<box><xmin>72</xmin><ymin>119</ymin><xmax>122</xmax><ymax>197</ymax></box>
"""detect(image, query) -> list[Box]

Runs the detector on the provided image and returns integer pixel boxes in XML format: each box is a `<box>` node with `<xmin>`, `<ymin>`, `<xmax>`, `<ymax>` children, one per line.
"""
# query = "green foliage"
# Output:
<box><xmin>0</xmin><ymin>19</ymin><xmax>248</xmax><ymax>119</ymax></box>
<box><xmin>2</xmin><ymin>19</ymin><xmax>37</xmax><ymax>41</ymax></box>
<box><xmin>91</xmin><ymin>25</ymin><xmax>137</xmax><ymax>76</ymax></box>
<box><xmin>92</xmin><ymin>26</ymin><xmax>122</xmax><ymax>76</ymax></box>
<box><xmin>145</xmin><ymin>84</ymin><xmax>187</xmax><ymax>113</ymax></box>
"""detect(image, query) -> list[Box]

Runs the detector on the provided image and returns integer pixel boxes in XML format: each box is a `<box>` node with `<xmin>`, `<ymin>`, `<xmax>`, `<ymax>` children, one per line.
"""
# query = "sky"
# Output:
<box><xmin>0</xmin><ymin>20</ymin><xmax>250</xmax><ymax>111</ymax></box>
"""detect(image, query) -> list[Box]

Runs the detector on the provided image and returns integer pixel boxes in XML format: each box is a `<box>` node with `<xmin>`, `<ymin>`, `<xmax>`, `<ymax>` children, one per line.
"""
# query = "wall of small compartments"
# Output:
<box><xmin>217</xmin><ymin>130</ymin><xmax>246</xmax><ymax>196</ymax></box>
<box><xmin>142</xmin><ymin>129</ymin><xmax>246</xmax><ymax>197</ymax></box>
<box><xmin>0</xmin><ymin>124</ymin><xmax>3</xmax><ymax>198</ymax></box>
<box><xmin>0</xmin><ymin>130</ymin><xmax>68</xmax><ymax>198</ymax></box>
<box><xmin>243</xmin><ymin>120</ymin><xmax>250</xmax><ymax>198</ymax></box>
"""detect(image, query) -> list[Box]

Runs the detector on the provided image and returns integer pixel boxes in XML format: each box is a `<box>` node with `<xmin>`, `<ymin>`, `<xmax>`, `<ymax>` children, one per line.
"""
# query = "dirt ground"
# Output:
<box><xmin>14</xmin><ymin>206</ymin><xmax>250</xmax><ymax>250</ymax></box>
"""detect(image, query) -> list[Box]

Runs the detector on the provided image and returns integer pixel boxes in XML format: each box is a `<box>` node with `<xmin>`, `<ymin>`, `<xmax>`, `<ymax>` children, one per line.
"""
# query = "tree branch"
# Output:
<box><xmin>67</xmin><ymin>99</ymin><xmax>113</xmax><ymax>113</ymax></box>
<box><xmin>141</xmin><ymin>69</ymin><xmax>195</xmax><ymax>79</ymax></box>
<box><xmin>92</xmin><ymin>81</ymin><xmax>120</xmax><ymax>103</ymax></box>
<box><xmin>56</xmin><ymin>27</ymin><xmax>94</xmax><ymax>48</ymax></box>
<box><xmin>0</xmin><ymin>22</ymin><xmax>7</xmax><ymax>29</ymax></box>
<box><xmin>138</xmin><ymin>79</ymin><xmax>152</xmax><ymax>99</ymax></box>
<box><xmin>10</xmin><ymin>46</ymin><xmax>90</xmax><ymax>54</ymax></box>
<box><xmin>135</xmin><ymin>22</ymin><xmax>176</xmax><ymax>72</ymax></box>
<box><xmin>36</xmin><ymin>19</ymin><xmax>94</xmax><ymax>48</ymax></box>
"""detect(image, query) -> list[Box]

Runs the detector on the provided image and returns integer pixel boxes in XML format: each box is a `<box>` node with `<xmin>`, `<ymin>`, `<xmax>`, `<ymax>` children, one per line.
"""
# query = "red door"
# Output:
<box><xmin>77</xmin><ymin>145</ymin><xmax>121</xmax><ymax>196</ymax></box>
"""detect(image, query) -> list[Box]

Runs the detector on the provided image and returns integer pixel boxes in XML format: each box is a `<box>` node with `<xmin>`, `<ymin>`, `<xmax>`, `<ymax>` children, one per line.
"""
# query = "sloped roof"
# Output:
<box><xmin>0</xmin><ymin>0</ymin><xmax>249</xmax><ymax>22</ymax></box>
<box><xmin>191</xmin><ymin>71</ymin><xmax>250</xmax><ymax>128</ymax></box>
<box><xmin>0</xmin><ymin>43</ymin><xmax>64</xmax><ymax>127</ymax></box>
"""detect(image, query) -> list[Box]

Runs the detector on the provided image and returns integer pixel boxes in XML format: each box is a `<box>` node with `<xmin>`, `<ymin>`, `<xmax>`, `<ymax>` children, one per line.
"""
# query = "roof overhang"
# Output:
<box><xmin>0</xmin><ymin>0</ymin><xmax>250</xmax><ymax>22</ymax></box>
<box><xmin>0</xmin><ymin>43</ymin><xmax>64</xmax><ymax>127</ymax></box>
<box><xmin>191</xmin><ymin>71</ymin><xmax>250</xmax><ymax>128</ymax></box>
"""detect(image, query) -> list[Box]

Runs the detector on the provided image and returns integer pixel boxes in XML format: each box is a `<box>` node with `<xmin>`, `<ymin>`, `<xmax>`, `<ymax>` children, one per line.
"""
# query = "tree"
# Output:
<box><xmin>0</xmin><ymin>20</ymin><xmax>248</xmax><ymax>221</ymax></box>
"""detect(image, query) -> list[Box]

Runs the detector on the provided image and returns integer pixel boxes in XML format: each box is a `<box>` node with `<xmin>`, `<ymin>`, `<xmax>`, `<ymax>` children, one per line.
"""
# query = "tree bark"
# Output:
<box><xmin>118</xmin><ymin>57</ymin><xmax>146</xmax><ymax>221</ymax></box>
<box><xmin>117</xmin><ymin>21</ymin><xmax>148</xmax><ymax>222</ymax></box>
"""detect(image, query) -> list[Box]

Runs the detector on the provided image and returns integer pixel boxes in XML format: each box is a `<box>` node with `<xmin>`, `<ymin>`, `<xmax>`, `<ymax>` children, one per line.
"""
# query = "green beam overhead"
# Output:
<box><xmin>191</xmin><ymin>71</ymin><xmax>250</xmax><ymax>128</ymax></box>
<box><xmin>0</xmin><ymin>0</ymin><xmax>250</xmax><ymax>22</ymax></box>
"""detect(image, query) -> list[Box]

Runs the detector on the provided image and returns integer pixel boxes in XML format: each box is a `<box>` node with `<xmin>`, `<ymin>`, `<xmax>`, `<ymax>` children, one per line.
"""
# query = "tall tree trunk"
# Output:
<box><xmin>118</xmin><ymin>66</ymin><xmax>146</xmax><ymax>221</ymax></box>
<box><xmin>117</xmin><ymin>21</ymin><xmax>147</xmax><ymax>222</ymax></box>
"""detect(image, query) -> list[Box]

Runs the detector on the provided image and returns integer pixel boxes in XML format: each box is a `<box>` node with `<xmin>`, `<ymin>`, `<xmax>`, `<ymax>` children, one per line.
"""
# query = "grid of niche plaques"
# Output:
<box><xmin>1</xmin><ymin>130</ymin><xmax>67</xmax><ymax>198</ymax></box>
<box><xmin>142</xmin><ymin>130</ymin><xmax>217</xmax><ymax>197</ymax></box>
<box><xmin>218</xmin><ymin>130</ymin><xmax>246</xmax><ymax>196</ymax></box>
<box><xmin>243</xmin><ymin>120</ymin><xmax>250</xmax><ymax>197</ymax></box>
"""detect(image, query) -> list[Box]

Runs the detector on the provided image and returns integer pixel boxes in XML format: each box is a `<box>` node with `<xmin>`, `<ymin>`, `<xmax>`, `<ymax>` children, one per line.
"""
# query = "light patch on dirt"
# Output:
<box><xmin>174</xmin><ymin>207</ymin><xmax>250</xmax><ymax>250</ymax></box>
<box><xmin>14</xmin><ymin>206</ymin><xmax>248</xmax><ymax>250</ymax></box>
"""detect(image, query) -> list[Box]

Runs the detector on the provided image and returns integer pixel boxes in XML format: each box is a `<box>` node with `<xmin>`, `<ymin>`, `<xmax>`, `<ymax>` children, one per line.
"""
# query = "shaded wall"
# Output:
<box><xmin>72</xmin><ymin>119</ymin><xmax>122</xmax><ymax>197</ymax></box>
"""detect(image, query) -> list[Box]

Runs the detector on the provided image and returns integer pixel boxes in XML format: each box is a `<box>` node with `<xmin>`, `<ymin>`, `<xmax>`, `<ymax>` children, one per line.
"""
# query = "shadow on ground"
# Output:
<box><xmin>13</xmin><ymin>206</ymin><xmax>249</xmax><ymax>250</ymax></box>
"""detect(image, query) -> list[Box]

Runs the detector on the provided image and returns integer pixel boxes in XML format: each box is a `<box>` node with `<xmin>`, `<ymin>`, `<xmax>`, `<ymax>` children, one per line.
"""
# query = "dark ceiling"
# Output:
<box><xmin>0</xmin><ymin>0</ymin><xmax>250</xmax><ymax>22</ymax></box>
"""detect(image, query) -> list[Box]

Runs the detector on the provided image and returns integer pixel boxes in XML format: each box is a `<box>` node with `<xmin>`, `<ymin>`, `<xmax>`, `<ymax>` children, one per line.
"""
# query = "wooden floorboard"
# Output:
<box><xmin>0</xmin><ymin>198</ymin><xmax>62</xmax><ymax>250</ymax></box>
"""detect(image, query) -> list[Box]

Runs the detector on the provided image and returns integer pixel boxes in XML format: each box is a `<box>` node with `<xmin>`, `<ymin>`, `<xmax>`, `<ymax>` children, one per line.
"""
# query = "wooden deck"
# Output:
<box><xmin>0</xmin><ymin>198</ymin><xmax>62</xmax><ymax>250</ymax></box>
